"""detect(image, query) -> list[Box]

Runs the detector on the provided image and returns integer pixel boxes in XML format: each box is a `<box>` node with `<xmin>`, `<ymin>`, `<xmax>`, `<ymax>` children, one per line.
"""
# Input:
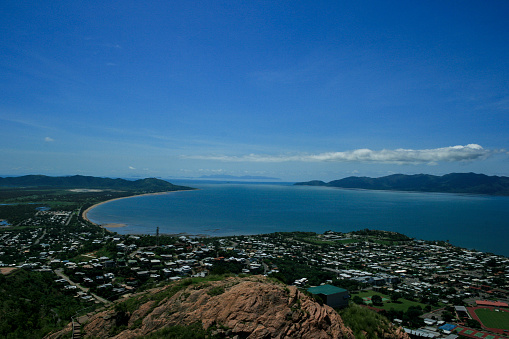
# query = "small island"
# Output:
<box><xmin>295</xmin><ymin>172</ymin><xmax>509</xmax><ymax>196</ymax></box>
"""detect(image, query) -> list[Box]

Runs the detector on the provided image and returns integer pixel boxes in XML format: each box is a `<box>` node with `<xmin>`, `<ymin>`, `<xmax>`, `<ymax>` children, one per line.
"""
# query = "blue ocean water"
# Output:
<box><xmin>86</xmin><ymin>183</ymin><xmax>509</xmax><ymax>257</ymax></box>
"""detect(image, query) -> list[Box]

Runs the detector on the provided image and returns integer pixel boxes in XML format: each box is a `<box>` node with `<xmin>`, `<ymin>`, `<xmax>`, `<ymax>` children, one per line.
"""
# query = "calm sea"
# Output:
<box><xmin>86</xmin><ymin>182</ymin><xmax>509</xmax><ymax>257</ymax></box>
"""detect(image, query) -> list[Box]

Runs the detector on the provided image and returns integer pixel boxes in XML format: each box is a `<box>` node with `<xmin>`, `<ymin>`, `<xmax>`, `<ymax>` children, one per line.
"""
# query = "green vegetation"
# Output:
<box><xmin>0</xmin><ymin>175</ymin><xmax>193</xmax><ymax>225</ymax></box>
<box><xmin>339</xmin><ymin>304</ymin><xmax>393</xmax><ymax>339</ymax></box>
<box><xmin>332</xmin><ymin>279</ymin><xmax>368</xmax><ymax>293</ymax></box>
<box><xmin>474</xmin><ymin>309</ymin><xmax>509</xmax><ymax>330</ymax></box>
<box><xmin>371</xmin><ymin>294</ymin><xmax>383</xmax><ymax>306</ymax></box>
<box><xmin>0</xmin><ymin>203</ymin><xmax>47</xmax><ymax>225</ymax></box>
<box><xmin>335</xmin><ymin>238</ymin><xmax>361</xmax><ymax>244</ymax></box>
<box><xmin>351</xmin><ymin>291</ymin><xmax>428</xmax><ymax>312</ymax></box>
<box><xmin>350</xmin><ymin>229</ymin><xmax>412</xmax><ymax>241</ymax></box>
<box><xmin>350</xmin><ymin>291</ymin><xmax>428</xmax><ymax>328</ymax></box>
<box><xmin>207</xmin><ymin>286</ymin><xmax>225</xmax><ymax>296</ymax></box>
<box><xmin>104</xmin><ymin>276</ymin><xmax>233</xmax><ymax>337</ymax></box>
<box><xmin>0</xmin><ymin>175</ymin><xmax>192</xmax><ymax>192</ymax></box>
<box><xmin>210</xmin><ymin>260</ymin><xmax>244</xmax><ymax>275</ymax></box>
<box><xmin>0</xmin><ymin>176</ymin><xmax>198</xmax><ymax>337</ymax></box>
<box><xmin>1</xmin><ymin>176</ymin><xmax>507</xmax><ymax>337</ymax></box>
<box><xmin>115</xmin><ymin>275</ymin><xmax>230</xmax><ymax>316</ymax></box>
<box><xmin>266</xmin><ymin>257</ymin><xmax>335</xmax><ymax>286</ymax></box>
<box><xmin>0</xmin><ymin>270</ymin><xmax>93</xmax><ymax>339</ymax></box>
<box><xmin>289</xmin><ymin>229</ymin><xmax>412</xmax><ymax>247</ymax></box>
<box><xmin>296</xmin><ymin>172</ymin><xmax>509</xmax><ymax>196</ymax></box>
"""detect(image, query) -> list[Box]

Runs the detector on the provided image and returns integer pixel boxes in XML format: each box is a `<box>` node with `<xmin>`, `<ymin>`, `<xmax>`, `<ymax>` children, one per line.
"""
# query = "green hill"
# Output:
<box><xmin>295</xmin><ymin>173</ymin><xmax>509</xmax><ymax>196</ymax></box>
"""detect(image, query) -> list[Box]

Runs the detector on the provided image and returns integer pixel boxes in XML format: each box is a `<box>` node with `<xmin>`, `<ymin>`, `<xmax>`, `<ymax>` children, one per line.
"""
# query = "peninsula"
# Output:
<box><xmin>295</xmin><ymin>172</ymin><xmax>509</xmax><ymax>196</ymax></box>
<box><xmin>0</xmin><ymin>175</ymin><xmax>195</xmax><ymax>227</ymax></box>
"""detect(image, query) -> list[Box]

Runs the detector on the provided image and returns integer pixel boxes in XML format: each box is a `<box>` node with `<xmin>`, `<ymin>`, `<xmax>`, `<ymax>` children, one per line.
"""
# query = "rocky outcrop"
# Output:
<box><xmin>47</xmin><ymin>275</ymin><xmax>409</xmax><ymax>338</ymax></box>
<box><xmin>47</xmin><ymin>275</ymin><xmax>354</xmax><ymax>338</ymax></box>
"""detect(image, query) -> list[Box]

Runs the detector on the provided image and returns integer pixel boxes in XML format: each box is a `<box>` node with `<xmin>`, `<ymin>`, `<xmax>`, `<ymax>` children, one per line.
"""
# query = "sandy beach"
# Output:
<box><xmin>103</xmin><ymin>223</ymin><xmax>127</xmax><ymax>228</ymax></box>
<box><xmin>81</xmin><ymin>191</ymin><xmax>183</xmax><ymax>227</ymax></box>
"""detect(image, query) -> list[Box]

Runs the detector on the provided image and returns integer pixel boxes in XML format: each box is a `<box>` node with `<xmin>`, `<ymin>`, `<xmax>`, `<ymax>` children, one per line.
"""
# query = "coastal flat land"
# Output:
<box><xmin>0</xmin><ymin>175</ymin><xmax>194</xmax><ymax>229</ymax></box>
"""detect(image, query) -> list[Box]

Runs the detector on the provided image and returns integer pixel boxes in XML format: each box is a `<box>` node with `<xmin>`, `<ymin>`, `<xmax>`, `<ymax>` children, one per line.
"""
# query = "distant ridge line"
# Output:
<box><xmin>0</xmin><ymin>174</ymin><xmax>194</xmax><ymax>192</ymax></box>
<box><xmin>295</xmin><ymin>172</ymin><xmax>509</xmax><ymax>196</ymax></box>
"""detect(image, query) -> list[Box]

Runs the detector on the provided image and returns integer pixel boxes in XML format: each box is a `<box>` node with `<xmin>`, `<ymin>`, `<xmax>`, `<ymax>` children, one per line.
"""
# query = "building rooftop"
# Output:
<box><xmin>307</xmin><ymin>284</ymin><xmax>347</xmax><ymax>295</ymax></box>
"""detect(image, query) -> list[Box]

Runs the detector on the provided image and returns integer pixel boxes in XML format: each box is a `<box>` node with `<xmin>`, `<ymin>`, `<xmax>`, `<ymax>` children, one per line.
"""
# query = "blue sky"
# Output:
<box><xmin>1</xmin><ymin>1</ymin><xmax>508</xmax><ymax>181</ymax></box>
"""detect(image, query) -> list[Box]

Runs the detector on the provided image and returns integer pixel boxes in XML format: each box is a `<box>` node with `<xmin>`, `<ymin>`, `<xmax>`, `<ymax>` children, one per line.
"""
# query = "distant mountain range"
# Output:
<box><xmin>0</xmin><ymin>175</ymin><xmax>193</xmax><ymax>192</ymax></box>
<box><xmin>295</xmin><ymin>173</ymin><xmax>509</xmax><ymax>196</ymax></box>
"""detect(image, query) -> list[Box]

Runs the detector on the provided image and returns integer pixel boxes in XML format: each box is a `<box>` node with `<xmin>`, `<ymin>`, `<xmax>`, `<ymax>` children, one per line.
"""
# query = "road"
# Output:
<box><xmin>262</xmin><ymin>262</ymin><xmax>269</xmax><ymax>275</ymax></box>
<box><xmin>54</xmin><ymin>268</ymin><xmax>111</xmax><ymax>305</ymax></box>
<box><xmin>34</xmin><ymin>228</ymin><xmax>47</xmax><ymax>245</ymax></box>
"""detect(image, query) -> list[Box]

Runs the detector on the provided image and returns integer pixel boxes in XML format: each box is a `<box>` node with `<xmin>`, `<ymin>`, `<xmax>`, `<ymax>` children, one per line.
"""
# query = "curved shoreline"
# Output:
<box><xmin>81</xmin><ymin>190</ymin><xmax>191</xmax><ymax>227</ymax></box>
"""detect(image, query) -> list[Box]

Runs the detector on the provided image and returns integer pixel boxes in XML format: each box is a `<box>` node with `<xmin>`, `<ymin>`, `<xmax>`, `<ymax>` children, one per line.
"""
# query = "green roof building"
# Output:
<box><xmin>307</xmin><ymin>284</ymin><xmax>349</xmax><ymax>308</ymax></box>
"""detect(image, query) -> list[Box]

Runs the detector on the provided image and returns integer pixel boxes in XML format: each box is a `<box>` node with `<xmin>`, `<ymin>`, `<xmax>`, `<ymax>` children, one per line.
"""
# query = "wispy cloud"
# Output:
<box><xmin>0</xmin><ymin>115</ymin><xmax>53</xmax><ymax>130</ymax></box>
<box><xmin>44</xmin><ymin>137</ymin><xmax>54</xmax><ymax>142</ymax></box>
<box><xmin>183</xmin><ymin>144</ymin><xmax>498</xmax><ymax>165</ymax></box>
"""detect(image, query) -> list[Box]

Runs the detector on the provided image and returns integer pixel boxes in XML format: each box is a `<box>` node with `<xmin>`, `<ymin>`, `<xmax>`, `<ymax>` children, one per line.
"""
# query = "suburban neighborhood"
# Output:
<box><xmin>1</xmin><ymin>206</ymin><xmax>508</xmax><ymax>339</ymax></box>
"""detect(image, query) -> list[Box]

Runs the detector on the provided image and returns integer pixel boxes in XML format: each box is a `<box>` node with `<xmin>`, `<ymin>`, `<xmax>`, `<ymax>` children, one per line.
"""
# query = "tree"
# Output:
<box><xmin>404</xmin><ymin>306</ymin><xmax>424</xmax><ymax>328</ymax></box>
<box><xmin>466</xmin><ymin>319</ymin><xmax>481</xmax><ymax>329</ymax></box>
<box><xmin>390</xmin><ymin>292</ymin><xmax>402</xmax><ymax>303</ymax></box>
<box><xmin>371</xmin><ymin>295</ymin><xmax>383</xmax><ymax>306</ymax></box>
<box><xmin>352</xmin><ymin>296</ymin><xmax>364</xmax><ymax>305</ymax></box>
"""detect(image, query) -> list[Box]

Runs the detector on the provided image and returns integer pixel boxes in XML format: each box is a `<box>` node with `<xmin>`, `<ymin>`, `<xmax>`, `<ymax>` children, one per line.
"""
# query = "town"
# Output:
<box><xmin>0</xmin><ymin>205</ymin><xmax>508</xmax><ymax>339</ymax></box>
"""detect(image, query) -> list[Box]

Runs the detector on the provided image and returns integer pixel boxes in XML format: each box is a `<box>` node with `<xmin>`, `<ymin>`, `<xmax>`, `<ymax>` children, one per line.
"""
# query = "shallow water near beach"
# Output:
<box><xmin>86</xmin><ymin>182</ymin><xmax>509</xmax><ymax>257</ymax></box>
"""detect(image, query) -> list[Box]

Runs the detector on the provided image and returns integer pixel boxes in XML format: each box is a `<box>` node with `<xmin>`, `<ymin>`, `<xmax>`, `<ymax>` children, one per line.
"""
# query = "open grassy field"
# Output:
<box><xmin>336</xmin><ymin>238</ymin><xmax>361</xmax><ymax>244</ymax></box>
<box><xmin>475</xmin><ymin>308</ymin><xmax>509</xmax><ymax>330</ymax></box>
<box><xmin>352</xmin><ymin>290</ymin><xmax>428</xmax><ymax>312</ymax></box>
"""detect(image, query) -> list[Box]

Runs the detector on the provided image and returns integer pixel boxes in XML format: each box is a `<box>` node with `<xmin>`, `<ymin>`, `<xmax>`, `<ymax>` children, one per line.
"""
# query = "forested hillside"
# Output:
<box><xmin>295</xmin><ymin>173</ymin><xmax>509</xmax><ymax>195</ymax></box>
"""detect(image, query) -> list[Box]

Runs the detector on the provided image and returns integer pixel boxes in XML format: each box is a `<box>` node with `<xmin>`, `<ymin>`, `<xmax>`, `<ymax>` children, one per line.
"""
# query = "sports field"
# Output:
<box><xmin>455</xmin><ymin>326</ymin><xmax>507</xmax><ymax>339</ymax></box>
<box><xmin>352</xmin><ymin>291</ymin><xmax>428</xmax><ymax>312</ymax></box>
<box><xmin>474</xmin><ymin>308</ymin><xmax>509</xmax><ymax>330</ymax></box>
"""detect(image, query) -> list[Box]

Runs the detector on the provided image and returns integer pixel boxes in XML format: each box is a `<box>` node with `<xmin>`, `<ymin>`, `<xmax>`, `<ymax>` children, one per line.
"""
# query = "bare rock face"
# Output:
<box><xmin>46</xmin><ymin>275</ymin><xmax>409</xmax><ymax>339</ymax></box>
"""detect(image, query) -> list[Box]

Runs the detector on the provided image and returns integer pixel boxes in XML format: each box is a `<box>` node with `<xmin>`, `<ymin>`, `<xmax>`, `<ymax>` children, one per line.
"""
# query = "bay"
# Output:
<box><xmin>86</xmin><ymin>182</ymin><xmax>509</xmax><ymax>257</ymax></box>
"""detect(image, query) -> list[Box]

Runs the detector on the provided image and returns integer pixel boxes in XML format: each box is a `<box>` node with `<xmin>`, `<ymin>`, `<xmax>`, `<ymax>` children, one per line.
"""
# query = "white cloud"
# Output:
<box><xmin>129</xmin><ymin>166</ymin><xmax>136</xmax><ymax>170</ymax></box>
<box><xmin>44</xmin><ymin>137</ymin><xmax>54</xmax><ymax>142</ymax></box>
<box><xmin>183</xmin><ymin>144</ymin><xmax>495</xmax><ymax>165</ymax></box>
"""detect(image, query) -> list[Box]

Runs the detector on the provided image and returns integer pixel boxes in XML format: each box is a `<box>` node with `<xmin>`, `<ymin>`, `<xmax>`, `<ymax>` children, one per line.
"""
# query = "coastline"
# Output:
<box><xmin>81</xmin><ymin>190</ymin><xmax>191</xmax><ymax>228</ymax></box>
<box><xmin>78</xmin><ymin>185</ymin><xmax>509</xmax><ymax>257</ymax></box>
